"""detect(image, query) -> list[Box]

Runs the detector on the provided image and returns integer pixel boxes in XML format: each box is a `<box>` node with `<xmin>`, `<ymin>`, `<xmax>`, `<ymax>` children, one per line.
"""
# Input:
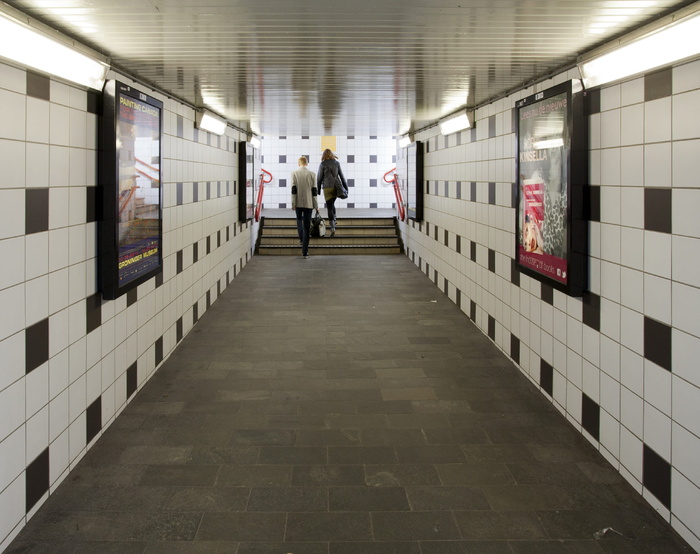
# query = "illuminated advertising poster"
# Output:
<box><xmin>515</xmin><ymin>80</ymin><xmax>588</xmax><ymax>296</ymax></box>
<box><xmin>99</xmin><ymin>81</ymin><xmax>163</xmax><ymax>299</ymax></box>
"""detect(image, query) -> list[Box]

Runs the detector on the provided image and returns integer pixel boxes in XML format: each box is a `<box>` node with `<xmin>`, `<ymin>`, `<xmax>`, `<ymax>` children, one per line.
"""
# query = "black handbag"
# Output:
<box><xmin>334</xmin><ymin>174</ymin><xmax>348</xmax><ymax>199</ymax></box>
<box><xmin>309</xmin><ymin>210</ymin><xmax>325</xmax><ymax>237</ymax></box>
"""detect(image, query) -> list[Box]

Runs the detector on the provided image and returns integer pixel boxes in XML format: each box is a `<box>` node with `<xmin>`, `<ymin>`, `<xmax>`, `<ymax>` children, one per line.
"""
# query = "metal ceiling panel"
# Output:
<box><xmin>6</xmin><ymin>0</ymin><xmax>691</xmax><ymax>136</ymax></box>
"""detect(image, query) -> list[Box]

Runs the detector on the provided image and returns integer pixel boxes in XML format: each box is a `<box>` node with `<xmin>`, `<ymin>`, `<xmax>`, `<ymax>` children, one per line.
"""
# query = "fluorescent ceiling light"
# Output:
<box><xmin>439</xmin><ymin>111</ymin><xmax>472</xmax><ymax>135</ymax></box>
<box><xmin>195</xmin><ymin>110</ymin><xmax>227</xmax><ymax>135</ymax></box>
<box><xmin>579</xmin><ymin>8</ymin><xmax>700</xmax><ymax>88</ymax></box>
<box><xmin>0</xmin><ymin>11</ymin><xmax>108</xmax><ymax>90</ymax></box>
<box><xmin>250</xmin><ymin>136</ymin><xmax>261</xmax><ymax>149</ymax></box>
<box><xmin>398</xmin><ymin>136</ymin><xmax>411</xmax><ymax>148</ymax></box>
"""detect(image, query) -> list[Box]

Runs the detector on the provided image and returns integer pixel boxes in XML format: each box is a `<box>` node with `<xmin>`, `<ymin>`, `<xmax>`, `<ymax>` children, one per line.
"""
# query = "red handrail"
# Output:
<box><xmin>255</xmin><ymin>169</ymin><xmax>273</xmax><ymax>222</ymax></box>
<box><xmin>383</xmin><ymin>167</ymin><xmax>405</xmax><ymax>221</ymax></box>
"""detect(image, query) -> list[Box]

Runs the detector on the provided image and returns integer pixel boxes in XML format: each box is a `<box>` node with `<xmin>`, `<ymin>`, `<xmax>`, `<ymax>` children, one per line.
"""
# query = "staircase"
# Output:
<box><xmin>257</xmin><ymin>216</ymin><xmax>403</xmax><ymax>255</ymax></box>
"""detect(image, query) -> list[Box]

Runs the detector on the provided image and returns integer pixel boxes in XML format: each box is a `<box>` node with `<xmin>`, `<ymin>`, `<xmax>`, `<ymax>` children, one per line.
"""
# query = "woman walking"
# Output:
<box><xmin>317</xmin><ymin>149</ymin><xmax>348</xmax><ymax>236</ymax></box>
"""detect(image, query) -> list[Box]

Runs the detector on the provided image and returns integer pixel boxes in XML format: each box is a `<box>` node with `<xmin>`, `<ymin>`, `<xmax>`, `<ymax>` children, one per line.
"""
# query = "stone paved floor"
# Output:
<box><xmin>8</xmin><ymin>255</ymin><xmax>693</xmax><ymax>553</ymax></box>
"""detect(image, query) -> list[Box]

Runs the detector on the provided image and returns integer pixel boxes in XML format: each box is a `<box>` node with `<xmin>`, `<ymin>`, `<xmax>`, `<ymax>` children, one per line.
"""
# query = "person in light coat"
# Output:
<box><xmin>291</xmin><ymin>156</ymin><xmax>318</xmax><ymax>258</ymax></box>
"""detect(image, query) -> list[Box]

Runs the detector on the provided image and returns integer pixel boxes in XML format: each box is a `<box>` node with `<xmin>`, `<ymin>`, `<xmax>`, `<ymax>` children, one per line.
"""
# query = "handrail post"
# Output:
<box><xmin>383</xmin><ymin>167</ymin><xmax>405</xmax><ymax>222</ymax></box>
<box><xmin>255</xmin><ymin>169</ymin><xmax>273</xmax><ymax>222</ymax></box>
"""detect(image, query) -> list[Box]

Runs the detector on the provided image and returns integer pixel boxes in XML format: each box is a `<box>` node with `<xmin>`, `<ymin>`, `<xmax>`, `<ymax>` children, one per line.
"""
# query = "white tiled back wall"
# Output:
<box><xmin>0</xmin><ymin>62</ymin><xmax>255</xmax><ymax>550</ymax></box>
<box><xmin>402</xmin><ymin>59</ymin><xmax>700</xmax><ymax>551</ymax></box>
<box><xmin>258</xmin><ymin>135</ymin><xmax>398</xmax><ymax>210</ymax></box>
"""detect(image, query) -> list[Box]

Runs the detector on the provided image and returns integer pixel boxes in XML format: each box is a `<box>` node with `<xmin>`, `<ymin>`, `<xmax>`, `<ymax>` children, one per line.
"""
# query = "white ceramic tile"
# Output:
<box><xmin>644</xmin><ymin>97</ymin><xmax>672</xmax><ymax>143</ymax></box>
<box><xmin>25</xmin><ymin>363</ymin><xmax>49</xmax><ymax>418</ymax></box>
<box><xmin>643</xmin><ymin>231</ymin><xmax>671</xmax><ymax>279</ymax></box>
<box><xmin>0</xmin><ymin>237</ymin><xmax>25</xmax><ymax>291</ymax></box>
<box><xmin>620</xmin><ymin>227</ymin><xmax>644</xmax><ymax>270</ymax></box>
<box><xmin>620</xmin><ymin>267</ymin><xmax>644</xmax><ymax>313</ymax></box>
<box><xmin>68</xmin><ymin>262</ymin><xmax>87</xmax><ymax>305</ymax></box>
<box><xmin>25</xmin><ymin>142</ymin><xmax>49</xmax><ymax>189</ymax></box>
<box><xmin>582</xmin><ymin>359</ymin><xmax>599</xmax><ymax>401</ymax></box>
<box><xmin>48</xmin><ymin>187</ymin><xmax>70</xmax><ymax>230</ymax></box>
<box><xmin>672</xmin><ymin>423</ymin><xmax>700</xmax><ymax>489</ymax></box>
<box><xmin>69</xmin><ymin>148</ymin><xmax>87</xmax><ymax>187</ymax></box>
<box><xmin>619</xmin><ymin>187</ymin><xmax>644</xmax><ymax>228</ymax></box>
<box><xmin>0</xmin><ymin>379</ymin><xmax>25</xmax><ymax>443</ymax></box>
<box><xmin>0</xmin><ymin>139</ymin><xmax>26</xmax><ymax>190</ymax></box>
<box><xmin>600</xmin><ymin>370</ymin><xmax>620</xmax><ymax>419</ymax></box>
<box><xmin>620</xmin><ymin>306</ymin><xmax>643</xmax><ymax>355</ymax></box>
<box><xmin>600</xmin><ymin>84</ymin><xmax>621</xmax><ymax>111</ymax></box>
<box><xmin>69</xmin><ymin>109</ymin><xmax>87</xmax><ymax>149</ymax></box>
<box><xmin>621</xmin><ymin>386</ymin><xmax>643</xmax><ymax>438</ymax></box>
<box><xmin>620</xmin><ymin>146</ymin><xmax>644</xmax><ymax>188</ymax></box>
<box><xmin>26</xmin><ymin>97</ymin><xmax>50</xmax><ymax>144</ymax></box>
<box><xmin>600</xmin><ymin>410</ymin><xmax>620</xmax><ymax>459</ymax></box>
<box><xmin>672</xmin><ymin>139</ymin><xmax>699</xmax><ymax>189</ymax></box>
<box><xmin>600</xmin><ymin>148</ymin><xmax>621</xmax><ymax>186</ymax></box>
<box><xmin>600</xmin><ymin>110</ymin><xmax>621</xmax><ymax>148</ymax></box>
<box><xmin>599</xmin><ymin>224</ymin><xmax>621</xmax><ymax>264</ymax></box>
<box><xmin>0</xmin><ymin>89</ymin><xmax>26</xmax><ymax>141</ymax></box>
<box><xmin>68</xmin><ymin>374</ymin><xmax>86</xmax><ymax>423</ymax></box>
<box><xmin>48</xmin><ymin>145</ymin><xmax>70</xmax><ymax>188</ymax></box>
<box><xmin>643</xmin><ymin>402</ymin><xmax>671</xmax><ymax>460</ymax></box>
<box><xmin>671</xmin><ymin>471</ymin><xmax>700</xmax><ymax>553</ymax></box>
<box><xmin>48</xmin><ymin>267</ymin><xmax>69</xmax><ymax>316</ymax></box>
<box><xmin>49</xmin><ymin>427</ymin><xmax>69</xmax><ymax>485</ymax></box>
<box><xmin>49</xmin><ymin>103</ymin><xmax>70</xmax><ymax>147</ymax></box>
<box><xmin>620</xmin><ymin>77</ymin><xmax>644</xmax><ymax>106</ymax></box>
<box><xmin>673</xmin><ymin>281</ymin><xmax>700</xmax><ymax>339</ymax></box>
<box><xmin>0</xmin><ymin>473</ymin><xmax>25</xmax><ymax>548</ymax></box>
<box><xmin>600</xmin><ymin>186</ymin><xmax>621</xmax><ymax>224</ymax></box>
<box><xmin>0</xmin><ymin>62</ymin><xmax>26</xmax><ymax>93</ymax></box>
<box><xmin>0</xmin><ymin>284</ymin><xmax>25</xmax><ymax>342</ymax></box>
<box><xmin>673</xmin><ymin>329</ymin><xmax>700</xmax><ymax>385</ymax></box>
<box><xmin>50</xmin><ymin>81</ymin><xmax>71</xmax><ymax>107</ymax></box>
<box><xmin>0</xmin><ymin>331</ymin><xmax>24</xmax><ymax>396</ymax></box>
<box><xmin>600</xmin><ymin>298</ymin><xmax>621</xmax><ymax>343</ymax></box>
<box><xmin>25</xmin><ymin>275</ymin><xmax>49</xmax><ymax>327</ymax></box>
<box><xmin>672</xmin><ymin>89</ymin><xmax>700</xmax><ymax>141</ymax></box>
<box><xmin>643</xmin><ymin>142</ymin><xmax>672</xmax><ymax>188</ymax></box>
<box><xmin>644</xmin><ymin>360</ymin><xmax>672</xmax><ymax>416</ymax></box>
<box><xmin>48</xmin><ymin>345</ymin><xmax>69</xmax><ymax>402</ymax></box>
<box><xmin>68</xmin><ymin>413</ymin><xmax>86</xmax><ymax>462</ymax></box>
<box><xmin>643</xmin><ymin>274</ymin><xmax>672</xmax><ymax>324</ymax></box>
<box><xmin>69</xmin><ymin>187</ymin><xmax>87</xmax><ymax>226</ymax></box>
<box><xmin>673</xmin><ymin>59</ymin><xmax>700</xmax><ymax>94</ymax></box>
<box><xmin>0</xmin><ymin>426</ymin><xmax>24</xmax><ymax>493</ymax></box>
<box><xmin>0</xmin><ymin>189</ymin><xmax>25</xmax><ymax>240</ymax></box>
<box><xmin>25</xmin><ymin>406</ymin><xmax>49</xmax><ymax>463</ymax></box>
<box><xmin>673</xmin><ymin>377</ymin><xmax>700</xmax><ymax>439</ymax></box>
<box><xmin>672</xmin><ymin>189</ymin><xmax>700</xmax><ymax>238</ymax></box>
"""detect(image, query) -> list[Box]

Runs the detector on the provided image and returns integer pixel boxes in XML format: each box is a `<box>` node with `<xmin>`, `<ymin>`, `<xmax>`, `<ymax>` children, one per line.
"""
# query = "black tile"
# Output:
<box><xmin>86</xmin><ymin>396</ymin><xmax>102</xmax><ymax>444</ymax></box>
<box><xmin>511</xmin><ymin>182</ymin><xmax>518</xmax><ymax>209</ymax></box>
<box><xmin>644</xmin><ymin>317</ymin><xmax>672</xmax><ymax>372</ymax></box>
<box><xmin>456</xmin><ymin>289</ymin><xmax>461</xmax><ymax>311</ymax></box>
<box><xmin>643</xmin><ymin>444</ymin><xmax>671</xmax><ymax>509</ymax></box>
<box><xmin>206</xmin><ymin>236</ymin><xmax>211</xmax><ymax>255</ymax></box>
<box><xmin>541</xmin><ymin>283</ymin><xmax>553</xmax><ymax>305</ymax></box>
<box><xmin>511</xmin><ymin>259</ymin><xmax>520</xmax><ymax>287</ymax></box>
<box><xmin>193</xmin><ymin>302</ymin><xmax>199</xmax><ymax>324</ymax></box>
<box><xmin>488</xmin><ymin>249</ymin><xmax>496</xmax><ymax>273</ymax></box>
<box><xmin>645</xmin><ymin>67</ymin><xmax>673</xmax><ymax>101</ymax></box>
<box><xmin>488</xmin><ymin>315</ymin><xmax>495</xmax><ymax>341</ymax></box>
<box><xmin>471</xmin><ymin>182</ymin><xmax>477</xmax><ymax>202</ymax></box>
<box><xmin>370</xmin><ymin>203</ymin><xmax>378</xmax><ymax>209</ymax></box>
<box><xmin>25</xmin><ymin>318</ymin><xmax>49</xmax><ymax>374</ymax></box>
<box><xmin>177</xmin><ymin>250</ymin><xmax>183</xmax><ymax>274</ymax></box>
<box><xmin>455</xmin><ymin>235</ymin><xmax>461</xmax><ymax>254</ymax></box>
<box><xmin>193</xmin><ymin>182</ymin><xmax>199</xmax><ymax>203</ymax></box>
<box><xmin>582</xmin><ymin>291</ymin><xmax>600</xmax><ymax>332</ymax></box>
<box><xmin>370</xmin><ymin>155</ymin><xmax>378</xmax><ymax>163</ymax></box>
<box><xmin>581</xmin><ymin>393</ymin><xmax>600</xmax><ymax>441</ymax></box>
<box><xmin>206</xmin><ymin>290</ymin><xmax>211</xmax><ymax>309</ymax></box>
<box><xmin>279</xmin><ymin>155</ymin><xmax>287</xmax><ymax>163</ymax></box>
<box><xmin>510</xmin><ymin>334</ymin><xmax>520</xmax><ymax>365</ymax></box>
<box><xmin>126</xmin><ymin>361</ymin><xmax>137</xmax><ymax>399</ymax></box>
<box><xmin>587</xmin><ymin>186</ymin><xmax>600</xmax><ymax>222</ymax></box>
<box><xmin>176</xmin><ymin>316</ymin><xmax>183</xmax><ymax>343</ymax></box>
<box><xmin>86</xmin><ymin>293</ymin><xmax>102</xmax><ymax>334</ymax></box>
<box><xmin>443</xmin><ymin>229</ymin><xmax>449</xmax><ymax>247</ymax></box>
<box><xmin>489</xmin><ymin>115</ymin><xmax>496</xmax><ymax>138</ymax></box>
<box><xmin>488</xmin><ymin>182</ymin><xmax>496</xmax><ymax>205</ymax></box>
<box><xmin>176</xmin><ymin>115</ymin><xmax>183</xmax><ymax>138</ymax></box>
<box><xmin>470</xmin><ymin>300</ymin><xmax>476</xmax><ymax>322</ymax></box>
<box><xmin>155</xmin><ymin>336</ymin><xmax>164</xmax><ymax>365</ymax></box>
<box><xmin>540</xmin><ymin>359</ymin><xmax>553</xmax><ymax>397</ymax></box>
<box><xmin>217</xmin><ymin>230</ymin><xmax>222</xmax><ymax>248</ymax></box>
<box><xmin>26</xmin><ymin>71</ymin><xmax>50</xmax><ymax>100</ymax></box>
<box><xmin>347</xmin><ymin>155</ymin><xmax>355</xmax><ymax>163</ymax></box>
<box><xmin>25</xmin><ymin>188</ymin><xmax>49</xmax><ymax>234</ymax></box>
<box><xmin>86</xmin><ymin>187</ymin><xmax>99</xmax><ymax>223</ymax></box>
<box><xmin>644</xmin><ymin>189</ymin><xmax>672</xmax><ymax>233</ymax></box>
<box><xmin>470</xmin><ymin>241</ymin><xmax>477</xmax><ymax>262</ymax></box>
<box><xmin>193</xmin><ymin>241</ymin><xmax>199</xmax><ymax>264</ymax></box>
<box><xmin>26</xmin><ymin>447</ymin><xmax>49</xmax><ymax>512</ymax></box>
<box><xmin>155</xmin><ymin>272</ymin><xmax>163</xmax><ymax>288</ymax></box>
<box><xmin>456</xmin><ymin>182</ymin><xmax>462</xmax><ymax>200</ymax></box>
<box><xmin>370</xmin><ymin>179</ymin><xmax>378</xmax><ymax>188</ymax></box>
<box><xmin>585</xmin><ymin>88</ymin><xmax>601</xmax><ymax>115</ymax></box>
<box><xmin>127</xmin><ymin>288</ymin><xmax>138</xmax><ymax>307</ymax></box>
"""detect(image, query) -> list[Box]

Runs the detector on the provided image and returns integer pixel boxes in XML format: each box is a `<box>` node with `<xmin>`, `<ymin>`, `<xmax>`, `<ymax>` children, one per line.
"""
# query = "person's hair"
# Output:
<box><xmin>298</xmin><ymin>156</ymin><xmax>308</xmax><ymax>165</ymax></box>
<box><xmin>321</xmin><ymin>148</ymin><xmax>336</xmax><ymax>161</ymax></box>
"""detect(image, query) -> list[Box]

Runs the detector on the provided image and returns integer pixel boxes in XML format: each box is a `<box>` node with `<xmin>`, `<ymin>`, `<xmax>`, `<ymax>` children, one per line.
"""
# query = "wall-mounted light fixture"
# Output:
<box><xmin>398</xmin><ymin>136</ymin><xmax>412</xmax><ymax>148</ymax></box>
<box><xmin>249</xmin><ymin>136</ymin><xmax>261</xmax><ymax>149</ymax></box>
<box><xmin>439</xmin><ymin>110</ymin><xmax>474</xmax><ymax>135</ymax></box>
<box><xmin>0</xmin><ymin>7</ymin><xmax>109</xmax><ymax>90</ymax></box>
<box><xmin>578</xmin><ymin>4</ymin><xmax>700</xmax><ymax>88</ymax></box>
<box><xmin>195</xmin><ymin>110</ymin><xmax>227</xmax><ymax>135</ymax></box>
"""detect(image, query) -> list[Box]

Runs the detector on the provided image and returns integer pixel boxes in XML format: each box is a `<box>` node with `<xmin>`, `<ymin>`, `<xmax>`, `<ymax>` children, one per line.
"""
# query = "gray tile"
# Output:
<box><xmin>329</xmin><ymin>487</ymin><xmax>410</xmax><ymax>511</ymax></box>
<box><xmin>292</xmin><ymin>465</ymin><xmax>367</xmax><ymax>486</ymax></box>
<box><xmin>453</xmin><ymin>511</ymin><xmax>549</xmax><ymax>540</ymax></box>
<box><xmin>217</xmin><ymin>465</ymin><xmax>292</xmax><ymax>486</ymax></box>
<box><xmin>164</xmin><ymin>486</ymin><xmax>249</xmax><ymax>511</ymax></box>
<box><xmin>365</xmin><ymin>464</ymin><xmax>442</xmax><ymax>486</ymax></box>
<box><xmin>419</xmin><ymin>541</ymin><xmax>513</xmax><ymax>553</ymax></box>
<box><xmin>436</xmin><ymin>463</ymin><xmax>515</xmax><ymax>486</ymax></box>
<box><xmin>286</xmin><ymin>512</ymin><xmax>372</xmax><ymax>542</ymax></box>
<box><xmin>238</xmin><ymin>543</ymin><xmax>328</xmax><ymax>554</ymax></box>
<box><xmin>329</xmin><ymin>446</ymin><xmax>397</xmax><ymax>464</ymax></box>
<box><xmin>248</xmin><ymin>486</ymin><xmax>327</xmax><ymax>511</ymax></box>
<box><xmin>258</xmin><ymin>446</ymin><xmax>327</xmax><ymax>464</ymax></box>
<box><xmin>405</xmin><ymin>486</ymin><xmax>491</xmax><ymax>511</ymax></box>
<box><xmin>196</xmin><ymin>513</ymin><xmax>286</xmax><ymax>541</ymax></box>
<box><xmin>139</xmin><ymin>465</ymin><xmax>219</xmax><ymax>486</ymax></box>
<box><xmin>330</xmin><ymin>542</ymin><xmax>421</xmax><ymax>554</ymax></box>
<box><xmin>371</xmin><ymin>511</ymin><xmax>461</xmax><ymax>541</ymax></box>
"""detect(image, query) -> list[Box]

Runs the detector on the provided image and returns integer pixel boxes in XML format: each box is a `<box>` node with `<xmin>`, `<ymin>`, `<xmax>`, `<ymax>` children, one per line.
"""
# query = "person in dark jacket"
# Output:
<box><xmin>316</xmin><ymin>148</ymin><xmax>348</xmax><ymax>236</ymax></box>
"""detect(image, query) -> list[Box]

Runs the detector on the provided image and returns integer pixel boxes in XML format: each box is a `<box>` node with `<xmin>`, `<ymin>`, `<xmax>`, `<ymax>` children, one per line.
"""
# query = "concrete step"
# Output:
<box><xmin>263</xmin><ymin>217</ymin><xmax>396</xmax><ymax>227</ymax></box>
<box><xmin>262</xmin><ymin>226</ymin><xmax>398</xmax><ymax>236</ymax></box>
<box><xmin>260</xmin><ymin>235</ymin><xmax>401</xmax><ymax>246</ymax></box>
<box><xmin>258</xmin><ymin>244</ymin><xmax>402</xmax><ymax>256</ymax></box>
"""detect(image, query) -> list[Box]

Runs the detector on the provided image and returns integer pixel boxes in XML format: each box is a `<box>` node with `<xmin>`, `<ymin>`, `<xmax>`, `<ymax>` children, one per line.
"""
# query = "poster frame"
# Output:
<box><xmin>514</xmin><ymin>80</ymin><xmax>588</xmax><ymax>297</ymax></box>
<box><xmin>238</xmin><ymin>141</ymin><xmax>257</xmax><ymax>222</ymax></box>
<box><xmin>98</xmin><ymin>80</ymin><xmax>164</xmax><ymax>300</ymax></box>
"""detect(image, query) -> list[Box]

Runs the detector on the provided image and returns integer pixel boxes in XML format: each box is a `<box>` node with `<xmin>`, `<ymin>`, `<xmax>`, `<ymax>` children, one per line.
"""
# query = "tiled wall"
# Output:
<box><xmin>402</xmin><ymin>58</ymin><xmax>700</xmax><ymax>551</ymax></box>
<box><xmin>0</xmin><ymin>63</ymin><xmax>255</xmax><ymax>550</ymax></box>
<box><xmin>259</xmin><ymin>135</ymin><xmax>397</xmax><ymax>210</ymax></box>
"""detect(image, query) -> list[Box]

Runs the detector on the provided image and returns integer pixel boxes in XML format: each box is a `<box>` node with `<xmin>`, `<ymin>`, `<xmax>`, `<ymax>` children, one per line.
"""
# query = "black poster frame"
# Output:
<box><xmin>238</xmin><ymin>141</ymin><xmax>257</xmax><ymax>221</ymax></box>
<box><xmin>515</xmin><ymin>80</ymin><xmax>588</xmax><ymax>297</ymax></box>
<box><xmin>401</xmin><ymin>140</ymin><xmax>424</xmax><ymax>222</ymax></box>
<box><xmin>99</xmin><ymin>80</ymin><xmax>164</xmax><ymax>300</ymax></box>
